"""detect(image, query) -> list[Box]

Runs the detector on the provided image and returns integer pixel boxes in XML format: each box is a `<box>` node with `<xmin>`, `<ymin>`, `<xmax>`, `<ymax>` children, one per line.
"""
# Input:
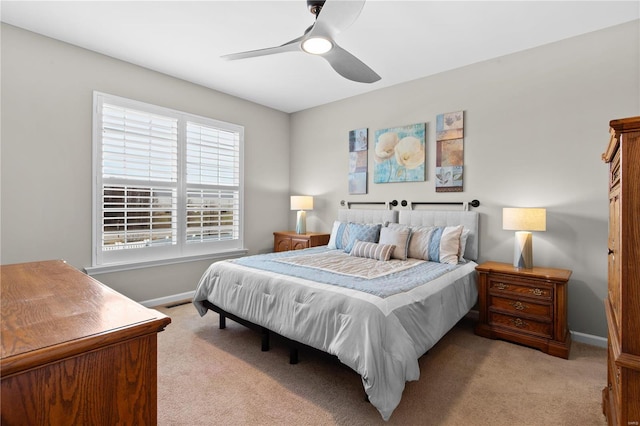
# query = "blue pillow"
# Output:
<box><xmin>343</xmin><ymin>223</ymin><xmax>382</xmax><ymax>253</ymax></box>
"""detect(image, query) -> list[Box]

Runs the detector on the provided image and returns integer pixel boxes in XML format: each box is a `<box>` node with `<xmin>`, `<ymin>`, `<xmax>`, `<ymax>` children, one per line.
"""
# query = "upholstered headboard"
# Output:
<box><xmin>398</xmin><ymin>210</ymin><xmax>479</xmax><ymax>261</ymax></box>
<box><xmin>337</xmin><ymin>209</ymin><xmax>398</xmax><ymax>225</ymax></box>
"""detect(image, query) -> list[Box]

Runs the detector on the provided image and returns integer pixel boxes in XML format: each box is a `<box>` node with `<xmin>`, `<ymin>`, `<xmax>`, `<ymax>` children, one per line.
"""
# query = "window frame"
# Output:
<box><xmin>89</xmin><ymin>92</ymin><xmax>245</xmax><ymax>273</ymax></box>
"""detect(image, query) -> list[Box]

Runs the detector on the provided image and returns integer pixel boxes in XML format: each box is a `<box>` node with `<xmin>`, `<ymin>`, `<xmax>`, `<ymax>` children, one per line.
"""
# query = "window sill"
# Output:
<box><xmin>84</xmin><ymin>249</ymin><xmax>248</xmax><ymax>276</ymax></box>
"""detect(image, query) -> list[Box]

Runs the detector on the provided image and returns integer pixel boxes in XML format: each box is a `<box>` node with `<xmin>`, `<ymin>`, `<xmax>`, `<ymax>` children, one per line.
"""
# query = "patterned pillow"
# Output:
<box><xmin>349</xmin><ymin>240</ymin><xmax>394</xmax><ymax>261</ymax></box>
<box><xmin>429</xmin><ymin>225</ymin><xmax>464</xmax><ymax>264</ymax></box>
<box><xmin>406</xmin><ymin>226</ymin><xmax>435</xmax><ymax>260</ymax></box>
<box><xmin>343</xmin><ymin>223</ymin><xmax>382</xmax><ymax>253</ymax></box>
<box><xmin>379</xmin><ymin>225</ymin><xmax>411</xmax><ymax>260</ymax></box>
<box><xmin>327</xmin><ymin>221</ymin><xmax>348</xmax><ymax>249</ymax></box>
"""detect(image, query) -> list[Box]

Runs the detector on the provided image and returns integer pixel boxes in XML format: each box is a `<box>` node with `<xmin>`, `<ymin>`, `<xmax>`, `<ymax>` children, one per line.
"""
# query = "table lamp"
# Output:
<box><xmin>502</xmin><ymin>207</ymin><xmax>546</xmax><ymax>269</ymax></box>
<box><xmin>290</xmin><ymin>196</ymin><xmax>314</xmax><ymax>234</ymax></box>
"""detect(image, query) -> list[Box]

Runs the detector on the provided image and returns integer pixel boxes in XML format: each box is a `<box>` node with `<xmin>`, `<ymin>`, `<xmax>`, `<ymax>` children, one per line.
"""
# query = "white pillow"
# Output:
<box><xmin>327</xmin><ymin>221</ymin><xmax>343</xmax><ymax>249</ymax></box>
<box><xmin>379</xmin><ymin>225</ymin><xmax>411</xmax><ymax>260</ymax></box>
<box><xmin>459</xmin><ymin>228</ymin><xmax>471</xmax><ymax>261</ymax></box>
<box><xmin>437</xmin><ymin>225</ymin><xmax>464</xmax><ymax>264</ymax></box>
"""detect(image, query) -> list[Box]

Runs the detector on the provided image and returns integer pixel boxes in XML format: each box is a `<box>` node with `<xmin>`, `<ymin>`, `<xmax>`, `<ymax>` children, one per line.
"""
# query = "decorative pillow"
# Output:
<box><xmin>459</xmin><ymin>228</ymin><xmax>471</xmax><ymax>261</ymax></box>
<box><xmin>327</xmin><ymin>221</ymin><xmax>347</xmax><ymax>249</ymax></box>
<box><xmin>379</xmin><ymin>225</ymin><xmax>411</xmax><ymax>260</ymax></box>
<box><xmin>349</xmin><ymin>240</ymin><xmax>394</xmax><ymax>261</ymax></box>
<box><xmin>429</xmin><ymin>225</ymin><xmax>464</xmax><ymax>264</ymax></box>
<box><xmin>406</xmin><ymin>226</ymin><xmax>435</xmax><ymax>260</ymax></box>
<box><xmin>343</xmin><ymin>223</ymin><xmax>382</xmax><ymax>253</ymax></box>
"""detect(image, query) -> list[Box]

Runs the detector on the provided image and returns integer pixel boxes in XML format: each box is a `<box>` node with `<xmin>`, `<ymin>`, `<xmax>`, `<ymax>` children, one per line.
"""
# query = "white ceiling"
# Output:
<box><xmin>2</xmin><ymin>1</ymin><xmax>638</xmax><ymax>113</ymax></box>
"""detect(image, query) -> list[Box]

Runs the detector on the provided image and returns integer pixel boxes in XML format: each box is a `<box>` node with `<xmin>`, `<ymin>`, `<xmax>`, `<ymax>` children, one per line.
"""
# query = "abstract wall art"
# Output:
<box><xmin>348</xmin><ymin>128</ymin><xmax>368</xmax><ymax>194</ymax></box>
<box><xmin>435</xmin><ymin>111</ymin><xmax>464</xmax><ymax>192</ymax></box>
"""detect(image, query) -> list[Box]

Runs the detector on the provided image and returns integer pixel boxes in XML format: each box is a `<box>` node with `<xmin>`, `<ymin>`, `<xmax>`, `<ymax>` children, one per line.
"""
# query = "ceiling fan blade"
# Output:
<box><xmin>222</xmin><ymin>35</ymin><xmax>303</xmax><ymax>61</ymax></box>
<box><xmin>313</xmin><ymin>0</ymin><xmax>366</xmax><ymax>36</ymax></box>
<box><xmin>322</xmin><ymin>43</ymin><xmax>380</xmax><ymax>83</ymax></box>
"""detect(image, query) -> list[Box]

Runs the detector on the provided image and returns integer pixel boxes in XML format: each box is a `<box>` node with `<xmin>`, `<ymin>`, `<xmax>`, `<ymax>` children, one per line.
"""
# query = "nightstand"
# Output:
<box><xmin>474</xmin><ymin>261</ymin><xmax>572</xmax><ymax>359</ymax></box>
<box><xmin>273</xmin><ymin>231</ymin><xmax>330</xmax><ymax>252</ymax></box>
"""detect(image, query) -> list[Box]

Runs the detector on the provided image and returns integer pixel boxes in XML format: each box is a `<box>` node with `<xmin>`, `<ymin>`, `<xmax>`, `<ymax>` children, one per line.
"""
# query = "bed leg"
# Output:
<box><xmin>289</xmin><ymin>347</ymin><xmax>299</xmax><ymax>364</ymax></box>
<box><xmin>219</xmin><ymin>314</ymin><xmax>226</xmax><ymax>329</ymax></box>
<box><xmin>261</xmin><ymin>327</ymin><xmax>270</xmax><ymax>351</ymax></box>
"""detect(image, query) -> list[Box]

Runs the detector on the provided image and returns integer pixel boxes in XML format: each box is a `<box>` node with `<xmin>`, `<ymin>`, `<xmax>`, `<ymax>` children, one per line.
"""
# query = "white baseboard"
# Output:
<box><xmin>570</xmin><ymin>330</ymin><xmax>607</xmax><ymax>348</ymax></box>
<box><xmin>140</xmin><ymin>290</ymin><xmax>195</xmax><ymax>308</ymax></box>
<box><xmin>468</xmin><ymin>310</ymin><xmax>606</xmax><ymax>348</ymax></box>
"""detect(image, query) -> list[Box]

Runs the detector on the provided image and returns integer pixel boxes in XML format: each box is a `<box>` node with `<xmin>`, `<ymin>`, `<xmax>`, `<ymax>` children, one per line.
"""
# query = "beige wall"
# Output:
<box><xmin>0</xmin><ymin>24</ymin><xmax>291</xmax><ymax>302</ymax></box>
<box><xmin>289</xmin><ymin>21</ymin><xmax>639</xmax><ymax>338</ymax></box>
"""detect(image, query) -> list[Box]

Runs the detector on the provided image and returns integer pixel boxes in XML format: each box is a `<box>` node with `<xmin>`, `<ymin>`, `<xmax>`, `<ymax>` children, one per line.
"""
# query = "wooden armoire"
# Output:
<box><xmin>602</xmin><ymin>116</ymin><xmax>640</xmax><ymax>425</ymax></box>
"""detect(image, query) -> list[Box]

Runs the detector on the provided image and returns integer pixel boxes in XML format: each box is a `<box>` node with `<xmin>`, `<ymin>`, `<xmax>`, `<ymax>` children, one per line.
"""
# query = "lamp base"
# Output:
<box><xmin>513</xmin><ymin>231</ymin><xmax>533</xmax><ymax>269</ymax></box>
<box><xmin>296</xmin><ymin>210</ymin><xmax>307</xmax><ymax>234</ymax></box>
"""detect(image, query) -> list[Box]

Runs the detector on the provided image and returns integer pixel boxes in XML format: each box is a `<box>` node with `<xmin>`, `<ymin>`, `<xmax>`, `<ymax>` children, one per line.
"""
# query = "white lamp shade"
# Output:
<box><xmin>290</xmin><ymin>196</ymin><xmax>314</xmax><ymax>211</ymax></box>
<box><xmin>503</xmin><ymin>208</ymin><xmax>546</xmax><ymax>231</ymax></box>
<box><xmin>503</xmin><ymin>207</ymin><xmax>546</xmax><ymax>269</ymax></box>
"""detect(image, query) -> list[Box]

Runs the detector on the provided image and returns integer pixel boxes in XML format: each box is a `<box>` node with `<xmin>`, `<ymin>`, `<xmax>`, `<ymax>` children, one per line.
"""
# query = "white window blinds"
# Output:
<box><xmin>93</xmin><ymin>93</ymin><xmax>243</xmax><ymax>267</ymax></box>
<box><xmin>186</xmin><ymin>123</ymin><xmax>240</xmax><ymax>244</ymax></box>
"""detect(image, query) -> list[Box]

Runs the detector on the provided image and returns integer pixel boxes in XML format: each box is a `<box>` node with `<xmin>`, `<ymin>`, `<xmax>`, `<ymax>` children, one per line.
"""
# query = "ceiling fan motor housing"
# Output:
<box><xmin>307</xmin><ymin>0</ymin><xmax>326</xmax><ymax>16</ymax></box>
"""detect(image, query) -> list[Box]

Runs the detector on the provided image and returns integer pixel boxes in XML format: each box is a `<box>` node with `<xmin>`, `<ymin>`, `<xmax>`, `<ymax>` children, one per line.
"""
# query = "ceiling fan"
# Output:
<box><xmin>222</xmin><ymin>0</ymin><xmax>381</xmax><ymax>84</ymax></box>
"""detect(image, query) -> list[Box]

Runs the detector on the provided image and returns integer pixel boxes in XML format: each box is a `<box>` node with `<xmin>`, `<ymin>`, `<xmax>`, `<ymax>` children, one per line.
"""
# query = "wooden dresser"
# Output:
<box><xmin>602</xmin><ymin>116</ymin><xmax>640</xmax><ymax>426</ymax></box>
<box><xmin>273</xmin><ymin>231</ymin><xmax>330</xmax><ymax>252</ymax></box>
<box><xmin>1</xmin><ymin>260</ymin><xmax>171</xmax><ymax>425</ymax></box>
<box><xmin>474</xmin><ymin>261</ymin><xmax>572</xmax><ymax>359</ymax></box>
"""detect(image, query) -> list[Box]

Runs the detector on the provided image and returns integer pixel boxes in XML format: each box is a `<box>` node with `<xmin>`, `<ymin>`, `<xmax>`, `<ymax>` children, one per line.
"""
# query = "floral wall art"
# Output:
<box><xmin>348</xmin><ymin>128</ymin><xmax>368</xmax><ymax>194</ymax></box>
<box><xmin>374</xmin><ymin>123</ymin><xmax>425</xmax><ymax>183</ymax></box>
<box><xmin>435</xmin><ymin>111</ymin><xmax>464</xmax><ymax>192</ymax></box>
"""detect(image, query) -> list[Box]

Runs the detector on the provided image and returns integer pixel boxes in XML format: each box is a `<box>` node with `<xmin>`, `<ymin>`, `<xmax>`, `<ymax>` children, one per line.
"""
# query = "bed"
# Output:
<box><xmin>193</xmin><ymin>208</ymin><xmax>479</xmax><ymax>421</ymax></box>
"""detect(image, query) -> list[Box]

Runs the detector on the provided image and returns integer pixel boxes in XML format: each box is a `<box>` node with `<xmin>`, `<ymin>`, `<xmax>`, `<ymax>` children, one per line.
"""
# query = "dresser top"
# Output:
<box><xmin>1</xmin><ymin>260</ymin><xmax>170</xmax><ymax>375</ymax></box>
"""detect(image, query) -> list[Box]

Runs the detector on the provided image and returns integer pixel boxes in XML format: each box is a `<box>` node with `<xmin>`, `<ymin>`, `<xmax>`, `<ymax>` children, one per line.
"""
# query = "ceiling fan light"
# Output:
<box><xmin>302</xmin><ymin>37</ymin><xmax>333</xmax><ymax>55</ymax></box>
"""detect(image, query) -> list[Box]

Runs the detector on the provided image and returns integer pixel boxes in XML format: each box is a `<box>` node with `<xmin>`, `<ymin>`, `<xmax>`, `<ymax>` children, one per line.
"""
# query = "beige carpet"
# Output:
<box><xmin>156</xmin><ymin>302</ymin><xmax>608</xmax><ymax>425</ymax></box>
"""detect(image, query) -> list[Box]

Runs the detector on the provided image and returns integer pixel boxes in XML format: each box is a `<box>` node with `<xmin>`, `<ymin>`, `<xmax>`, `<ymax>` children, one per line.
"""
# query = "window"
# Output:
<box><xmin>91</xmin><ymin>92</ymin><xmax>244</xmax><ymax>269</ymax></box>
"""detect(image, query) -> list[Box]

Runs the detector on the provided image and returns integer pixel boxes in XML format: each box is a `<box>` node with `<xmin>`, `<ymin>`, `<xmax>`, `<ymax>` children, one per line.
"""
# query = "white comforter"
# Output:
<box><xmin>193</xmin><ymin>254</ymin><xmax>477</xmax><ymax>420</ymax></box>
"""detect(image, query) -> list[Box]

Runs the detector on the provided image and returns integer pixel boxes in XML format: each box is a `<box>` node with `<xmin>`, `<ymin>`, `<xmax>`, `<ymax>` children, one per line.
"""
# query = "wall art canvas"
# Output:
<box><xmin>436</xmin><ymin>138</ymin><xmax>463</xmax><ymax>167</ymax></box>
<box><xmin>348</xmin><ymin>128</ymin><xmax>368</xmax><ymax>194</ymax></box>
<box><xmin>436</xmin><ymin>166</ymin><xmax>463</xmax><ymax>191</ymax></box>
<box><xmin>436</xmin><ymin>111</ymin><xmax>464</xmax><ymax>141</ymax></box>
<box><xmin>435</xmin><ymin>111</ymin><xmax>464</xmax><ymax>192</ymax></box>
<box><xmin>374</xmin><ymin>123</ymin><xmax>425</xmax><ymax>183</ymax></box>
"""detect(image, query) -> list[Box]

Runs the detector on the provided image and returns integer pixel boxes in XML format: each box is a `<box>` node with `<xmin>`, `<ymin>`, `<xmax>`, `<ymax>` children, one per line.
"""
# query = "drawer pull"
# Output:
<box><xmin>511</xmin><ymin>301</ymin><xmax>527</xmax><ymax>311</ymax></box>
<box><xmin>511</xmin><ymin>318</ymin><xmax>528</xmax><ymax>328</ymax></box>
<box><xmin>529</xmin><ymin>288</ymin><xmax>544</xmax><ymax>296</ymax></box>
<box><xmin>495</xmin><ymin>282</ymin><xmax>509</xmax><ymax>290</ymax></box>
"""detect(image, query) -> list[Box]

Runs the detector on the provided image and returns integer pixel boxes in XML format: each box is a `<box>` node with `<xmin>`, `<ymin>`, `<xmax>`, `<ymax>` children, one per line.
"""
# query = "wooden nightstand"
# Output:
<box><xmin>273</xmin><ymin>231</ymin><xmax>330</xmax><ymax>252</ymax></box>
<box><xmin>474</xmin><ymin>261</ymin><xmax>572</xmax><ymax>359</ymax></box>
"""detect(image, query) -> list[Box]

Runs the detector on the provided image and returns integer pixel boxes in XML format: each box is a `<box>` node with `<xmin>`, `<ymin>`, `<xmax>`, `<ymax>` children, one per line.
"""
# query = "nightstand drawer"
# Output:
<box><xmin>489</xmin><ymin>312</ymin><xmax>552</xmax><ymax>338</ymax></box>
<box><xmin>490</xmin><ymin>296</ymin><xmax>551</xmax><ymax>318</ymax></box>
<box><xmin>488</xmin><ymin>275</ymin><xmax>553</xmax><ymax>301</ymax></box>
